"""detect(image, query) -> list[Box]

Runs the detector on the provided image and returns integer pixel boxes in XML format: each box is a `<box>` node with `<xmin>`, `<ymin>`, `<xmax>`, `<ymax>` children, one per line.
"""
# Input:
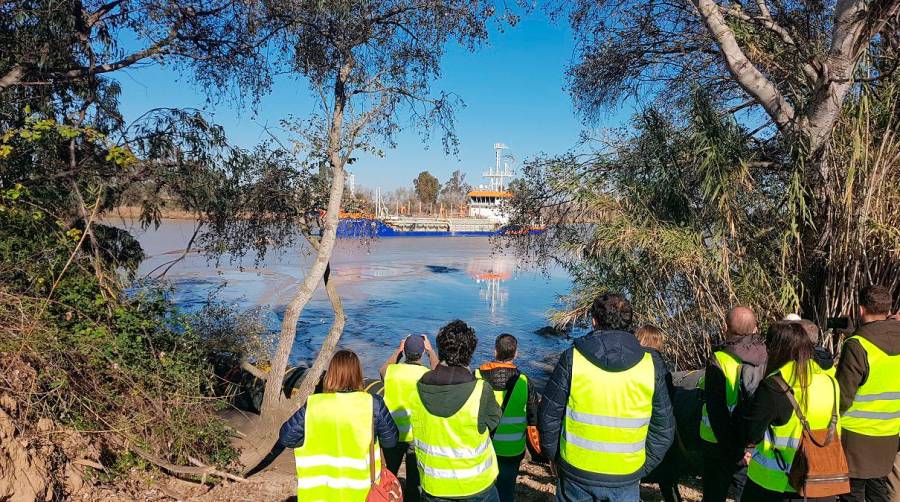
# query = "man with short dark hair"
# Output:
<box><xmin>699</xmin><ymin>306</ymin><xmax>767</xmax><ymax>502</ymax></box>
<box><xmin>408</xmin><ymin>320</ymin><xmax>503</xmax><ymax>501</ymax></box>
<box><xmin>837</xmin><ymin>285</ymin><xmax>900</xmax><ymax>502</ymax></box>
<box><xmin>381</xmin><ymin>335</ymin><xmax>439</xmax><ymax>502</ymax></box>
<box><xmin>539</xmin><ymin>293</ymin><xmax>675</xmax><ymax>502</ymax></box>
<box><xmin>476</xmin><ymin>334</ymin><xmax>540</xmax><ymax>502</ymax></box>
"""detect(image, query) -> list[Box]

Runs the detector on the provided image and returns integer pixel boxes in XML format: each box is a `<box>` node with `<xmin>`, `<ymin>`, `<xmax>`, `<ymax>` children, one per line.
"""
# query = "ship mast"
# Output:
<box><xmin>484</xmin><ymin>142</ymin><xmax>513</xmax><ymax>192</ymax></box>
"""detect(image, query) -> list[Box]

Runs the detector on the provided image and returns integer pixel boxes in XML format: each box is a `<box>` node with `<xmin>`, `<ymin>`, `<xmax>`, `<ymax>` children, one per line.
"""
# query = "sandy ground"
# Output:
<box><xmin>72</xmin><ymin>409</ymin><xmax>709</xmax><ymax>501</ymax></box>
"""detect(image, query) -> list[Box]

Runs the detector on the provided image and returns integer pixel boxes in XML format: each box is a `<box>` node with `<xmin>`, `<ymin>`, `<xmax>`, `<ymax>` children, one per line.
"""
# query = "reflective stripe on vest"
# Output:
<box><xmin>699</xmin><ymin>351</ymin><xmax>742</xmax><ymax>444</ymax></box>
<box><xmin>409</xmin><ymin>379</ymin><xmax>499</xmax><ymax>497</ymax></box>
<box><xmin>560</xmin><ymin>349</ymin><xmax>655</xmax><ymax>475</ymax></box>
<box><xmin>294</xmin><ymin>392</ymin><xmax>380</xmax><ymax>501</ymax></box>
<box><xmin>842</xmin><ymin>336</ymin><xmax>900</xmax><ymax>437</ymax></box>
<box><xmin>383</xmin><ymin>363</ymin><xmax>430</xmax><ymax>442</ymax></box>
<box><xmin>747</xmin><ymin>361</ymin><xmax>839</xmax><ymax>493</ymax></box>
<box><xmin>495</xmin><ymin>374</ymin><xmax>529</xmax><ymax>456</ymax></box>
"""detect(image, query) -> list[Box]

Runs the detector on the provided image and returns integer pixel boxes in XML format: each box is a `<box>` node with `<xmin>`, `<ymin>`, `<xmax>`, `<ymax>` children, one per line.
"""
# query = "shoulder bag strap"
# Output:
<box><xmin>774</xmin><ymin>374</ymin><xmax>836</xmax><ymax>447</ymax></box>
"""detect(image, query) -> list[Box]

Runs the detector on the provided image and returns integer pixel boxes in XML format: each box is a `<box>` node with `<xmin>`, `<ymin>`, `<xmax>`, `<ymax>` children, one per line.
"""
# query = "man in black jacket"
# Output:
<box><xmin>413</xmin><ymin>320</ymin><xmax>502</xmax><ymax>501</ymax></box>
<box><xmin>837</xmin><ymin>286</ymin><xmax>900</xmax><ymax>502</ymax></box>
<box><xmin>700</xmin><ymin>306</ymin><xmax>767</xmax><ymax>502</ymax></box>
<box><xmin>539</xmin><ymin>293</ymin><xmax>675</xmax><ymax>502</ymax></box>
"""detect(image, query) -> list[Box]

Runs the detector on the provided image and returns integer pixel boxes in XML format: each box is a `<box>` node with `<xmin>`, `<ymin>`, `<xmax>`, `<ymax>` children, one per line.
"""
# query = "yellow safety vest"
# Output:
<box><xmin>409</xmin><ymin>379</ymin><xmax>498</xmax><ymax>497</ymax></box>
<box><xmin>294</xmin><ymin>392</ymin><xmax>380</xmax><ymax>501</ymax></box>
<box><xmin>747</xmin><ymin>360</ymin><xmax>839</xmax><ymax>493</ymax></box>
<box><xmin>475</xmin><ymin>369</ymin><xmax>529</xmax><ymax>457</ymax></box>
<box><xmin>842</xmin><ymin>336</ymin><xmax>900</xmax><ymax>437</ymax></box>
<box><xmin>383</xmin><ymin>363</ymin><xmax>430</xmax><ymax>443</ymax></box>
<box><xmin>698</xmin><ymin>351</ymin><xmax>743</xmax><ymax>443</ymax></box>
<box><xmin>560</xmin><ymin>349</ymin><xmax>655</xmax><ymax>475</ymax></box>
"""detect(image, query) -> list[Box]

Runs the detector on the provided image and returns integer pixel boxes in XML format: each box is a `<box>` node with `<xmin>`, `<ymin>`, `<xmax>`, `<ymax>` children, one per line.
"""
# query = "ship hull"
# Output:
<box><xmin>336</xmin><ymin>217</ymin><xmax>542</xmax><ymax>238</ymax></box>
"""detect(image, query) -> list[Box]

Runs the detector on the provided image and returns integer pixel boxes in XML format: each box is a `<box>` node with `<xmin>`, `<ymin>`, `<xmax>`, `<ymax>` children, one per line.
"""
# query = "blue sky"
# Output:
<box><xmin>114</xmin><ymin>12</ymin><xmax>634</xmax><ymax>190</ymax></box>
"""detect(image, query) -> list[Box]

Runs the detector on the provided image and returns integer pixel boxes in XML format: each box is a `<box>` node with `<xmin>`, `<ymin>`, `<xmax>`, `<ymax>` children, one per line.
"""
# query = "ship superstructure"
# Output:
<box><xmin>337</xmin><ymin>143</ymin><xmax>539</xmax><ymax>238</ymax></box>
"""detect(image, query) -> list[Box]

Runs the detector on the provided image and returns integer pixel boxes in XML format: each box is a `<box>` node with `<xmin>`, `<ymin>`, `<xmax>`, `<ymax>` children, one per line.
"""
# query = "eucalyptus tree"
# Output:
<box><xmin>560</xmin><ymin>0</ymin><xmax>899</xmax><ymax>156</ymax></box>
<box><xmin>507</xmin><ymin>82</ymin><xmax>900</xmax><ymax>366</ymax></box>
<box><xmin>505</xmin><ymin>0</ymin><xmax>900</xmax><ymax>340</ymax></box>
<box><xmin>0</xmin><ymin>0</ymin><xmax>270</xmax><ymax>93</ymax></box>
<box><xmin>228</xmin><ymin>0</ymin><xmax>503</xmax><ymax>470</ymax></box>
<box><xmin>415</xmin><ymin>170</ymin><xmax>441</xmax><ymax>205</ymax></box>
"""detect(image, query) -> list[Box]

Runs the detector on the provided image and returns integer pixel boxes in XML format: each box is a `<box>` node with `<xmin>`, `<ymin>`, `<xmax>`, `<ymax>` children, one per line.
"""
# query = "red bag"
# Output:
<box><xmin>366</xmin><ymin>425</ymin><xmax>402</xmax><ymax>502</ymax></box>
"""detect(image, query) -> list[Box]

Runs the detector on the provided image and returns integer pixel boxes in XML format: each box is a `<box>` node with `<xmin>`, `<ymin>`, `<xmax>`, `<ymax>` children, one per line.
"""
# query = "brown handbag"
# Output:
<box><xmin>366</xmin><ymin>423</ymin><xmax>403</xmax><ymax>502</ymax></box>
<box><xmin>775</xmin><ymin>375</ymin><xmax>850</xmax><ymax>498</ymax></box>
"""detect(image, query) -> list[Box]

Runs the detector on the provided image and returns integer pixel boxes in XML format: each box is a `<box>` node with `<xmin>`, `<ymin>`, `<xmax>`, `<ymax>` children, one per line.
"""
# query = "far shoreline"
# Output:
<box><xmin>112</xmin><ymin>206</ymin><xmax>199</xmax><ymax>221</ymax></box>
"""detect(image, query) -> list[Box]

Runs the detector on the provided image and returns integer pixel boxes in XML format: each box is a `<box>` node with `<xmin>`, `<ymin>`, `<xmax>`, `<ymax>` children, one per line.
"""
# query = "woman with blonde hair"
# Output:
<box><xmin>635</xmin><ymin>324</ymin><xmax>666</xmax><ymax>352</ymax></box>
<box><xmin>279</xmin><ymin>349</ymin><xmax>399</xmax><ymax>501</ymax></box>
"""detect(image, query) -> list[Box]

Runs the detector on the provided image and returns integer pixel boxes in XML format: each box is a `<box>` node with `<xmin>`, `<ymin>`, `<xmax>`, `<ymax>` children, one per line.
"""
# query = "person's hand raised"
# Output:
<box><xmin>423</xmin><ymin>335</ymin><xmax>433</xmax><ymax>352</ymax></box>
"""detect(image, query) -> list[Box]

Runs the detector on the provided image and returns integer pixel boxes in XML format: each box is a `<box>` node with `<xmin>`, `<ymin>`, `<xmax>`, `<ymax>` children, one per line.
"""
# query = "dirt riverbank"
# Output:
<box><xmin>61</xmin><ymin>408</ymin><xmax>707</xmax><ymax>501</ymax></box>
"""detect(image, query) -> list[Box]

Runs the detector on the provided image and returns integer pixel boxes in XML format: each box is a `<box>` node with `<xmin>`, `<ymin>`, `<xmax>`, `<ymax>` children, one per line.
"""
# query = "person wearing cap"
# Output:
<box><xmin>380</xmin><ymin>335</ymin><xmax>438</xmax><ymax>502</ymax></box>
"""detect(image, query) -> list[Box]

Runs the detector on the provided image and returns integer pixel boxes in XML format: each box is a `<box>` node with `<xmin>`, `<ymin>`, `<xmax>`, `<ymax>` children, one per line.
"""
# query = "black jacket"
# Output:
<box><xmin>538</xmin><ymin>330</ymin><xmax>676</xmax><ymax>487</ymax></box>
<box><xmin>703</xmin><ymin>335</ymin><xmax>767</xmax><ymax>457</ymax></box>
<box><xmin>278</xmin><ymin>392</ymin><xmax>399</xmax><ymax>450</ymax></box>
<box><xmin>738</xmin><ymin>375</ymin><xmax>794</xmax><ymax>449</ymax></box>
<box><xmin>476</xmin><ymin>361</ymin><xmax>540</xmax><ymax>427</ymax></box>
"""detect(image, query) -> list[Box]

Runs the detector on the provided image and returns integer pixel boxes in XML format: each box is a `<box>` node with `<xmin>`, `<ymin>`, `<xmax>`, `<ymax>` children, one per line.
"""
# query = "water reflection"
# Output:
<box><xmin>128</xmin><ymin>220</ymin><xmax>574</xmax><ymax>386</ymax></box>
<box><xmin>467</xmin><ymin>256</ymin><xmax>513</xmax><ymax>315</ymax></box>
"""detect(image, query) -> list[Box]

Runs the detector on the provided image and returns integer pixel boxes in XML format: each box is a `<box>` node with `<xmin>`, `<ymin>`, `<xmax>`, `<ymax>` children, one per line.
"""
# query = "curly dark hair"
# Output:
<box><xmin>590</xmin><ymin>293</ymin><xmax>633</xmax><ymax>331</ymax></box>
<box><xmin>436</xmin><ymin>320</ymin><xmax>477</xmax><ymax>367</ymax></box>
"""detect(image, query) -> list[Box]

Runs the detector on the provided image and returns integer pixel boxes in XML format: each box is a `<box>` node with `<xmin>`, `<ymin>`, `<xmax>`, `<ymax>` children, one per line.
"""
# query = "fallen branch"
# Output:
<box><xmin>240</xmin><ymin>359</ymin><xmax>268</xmax><ymax>381</ymax></box>
<box><xmin>122</xmin><ymin>439</ymin><xmax>247</xmax><ymax>484</ymax></box>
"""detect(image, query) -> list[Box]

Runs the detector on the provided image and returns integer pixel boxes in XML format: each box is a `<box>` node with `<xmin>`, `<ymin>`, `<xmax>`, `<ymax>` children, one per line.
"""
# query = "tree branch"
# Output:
<box><xmin>691</xmin><ymin>0</ymin><xmax>797</xmax><ymax>132</ymax></box>
<box><xmin>241</xmin><ymin>359</ymin><xmax>268</xmax><ymax>381</ymax></box>
<box><xmin>0</xmin><ymin>27</ymin><xmax>177</xmax><ymax>90</ymax></box>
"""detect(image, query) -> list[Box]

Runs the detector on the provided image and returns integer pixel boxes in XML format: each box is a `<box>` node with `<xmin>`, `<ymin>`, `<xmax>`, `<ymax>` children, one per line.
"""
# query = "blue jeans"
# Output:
<box><xmin>496</xmin><ymin>455</ymin><xmax>524</xmax><ymax>502</ymax></box>
<box><xmin>556</xmin><ymin>476</ymin><xmax>640</xmax><ymax>502</ymax></box>
<box><xmin>422</xmin><ymin>485</ymin><xmax>500</xmax><ymax>502</ymax></box>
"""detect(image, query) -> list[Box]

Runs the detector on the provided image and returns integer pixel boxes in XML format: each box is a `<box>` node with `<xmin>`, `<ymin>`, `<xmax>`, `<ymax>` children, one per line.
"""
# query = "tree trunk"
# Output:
<box><xmin>287</xmin><ymin>262</ymin><xmax>346</xmax><ymax>409</ymax></box>
<box><xmin>238</xmin><ymin>63</ymin><xmax>351</xmax><ymax>473</ymax></box>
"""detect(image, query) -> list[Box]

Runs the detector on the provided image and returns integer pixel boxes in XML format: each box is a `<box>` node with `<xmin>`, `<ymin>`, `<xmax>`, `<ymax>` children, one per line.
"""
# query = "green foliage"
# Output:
<box><xmin>413</xmin><ymin>170</ymin><xmax>441</xmax><ymax>205</ymax></box>
<box><xmin>0</xmin><ymin>282</ymin><xmax>240</xmax><ymax>467</ymax></box>
<box><xmin>508</xmin><ymin>86</ymin><xmax>900</xmax><ymax>367</ymax></box>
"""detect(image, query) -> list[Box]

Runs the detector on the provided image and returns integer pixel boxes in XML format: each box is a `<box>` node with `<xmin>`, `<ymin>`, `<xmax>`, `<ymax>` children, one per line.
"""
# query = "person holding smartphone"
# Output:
<box><xmin>381</xmin><ymin>334</ymin><xmax>438</xmax><ymax>502</ymax></box>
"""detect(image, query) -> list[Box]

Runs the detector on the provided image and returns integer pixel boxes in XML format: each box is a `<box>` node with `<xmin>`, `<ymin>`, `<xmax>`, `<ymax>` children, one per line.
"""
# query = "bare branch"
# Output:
<box><xmin>85</xmin><ymin>0</ymin><xmax>124</xmax><ymax>28</ymax></box>
<box><xmin>240</xmin><ymin>359</ymin><xmax>268</xmax><ymax>381</ymax></box>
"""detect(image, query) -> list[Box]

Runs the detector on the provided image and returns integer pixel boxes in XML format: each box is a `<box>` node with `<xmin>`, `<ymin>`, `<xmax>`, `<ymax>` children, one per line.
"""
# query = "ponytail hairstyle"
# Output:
<box><xmin>323</xmin><ymin>350</ymin><xmax>364</xmax><ymax>393</ymax></box>
<box><xmin>765</xmin><ymin>321</ymin><xmax>815</xmax><ymax>409</ymax></box>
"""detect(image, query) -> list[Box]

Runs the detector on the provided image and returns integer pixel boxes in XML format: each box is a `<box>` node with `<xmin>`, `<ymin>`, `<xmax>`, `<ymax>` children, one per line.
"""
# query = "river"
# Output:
<box><xmin>131</xmin><ymin>219</ymin><xmax>575</xmax><ymax>386</ymax></box>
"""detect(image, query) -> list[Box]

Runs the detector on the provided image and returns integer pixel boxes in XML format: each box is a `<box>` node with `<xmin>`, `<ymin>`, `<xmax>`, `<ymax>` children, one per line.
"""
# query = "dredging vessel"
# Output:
<box><xmin>337</xmin><ymin>143</ymin><xmax>542</xmax><ymax>238</ymax></box>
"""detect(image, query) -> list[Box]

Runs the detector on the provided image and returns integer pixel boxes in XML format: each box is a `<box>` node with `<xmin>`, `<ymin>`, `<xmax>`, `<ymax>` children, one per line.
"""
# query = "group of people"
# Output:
<box><xmin>690</xmin><ymin>286</ymin><xmax>900</xmax><ymax>502</ymax></box>
<box><xmin>275</xmin><ymin>285</ymin><xmax>900</xmax><ymax>502</ymax></box>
